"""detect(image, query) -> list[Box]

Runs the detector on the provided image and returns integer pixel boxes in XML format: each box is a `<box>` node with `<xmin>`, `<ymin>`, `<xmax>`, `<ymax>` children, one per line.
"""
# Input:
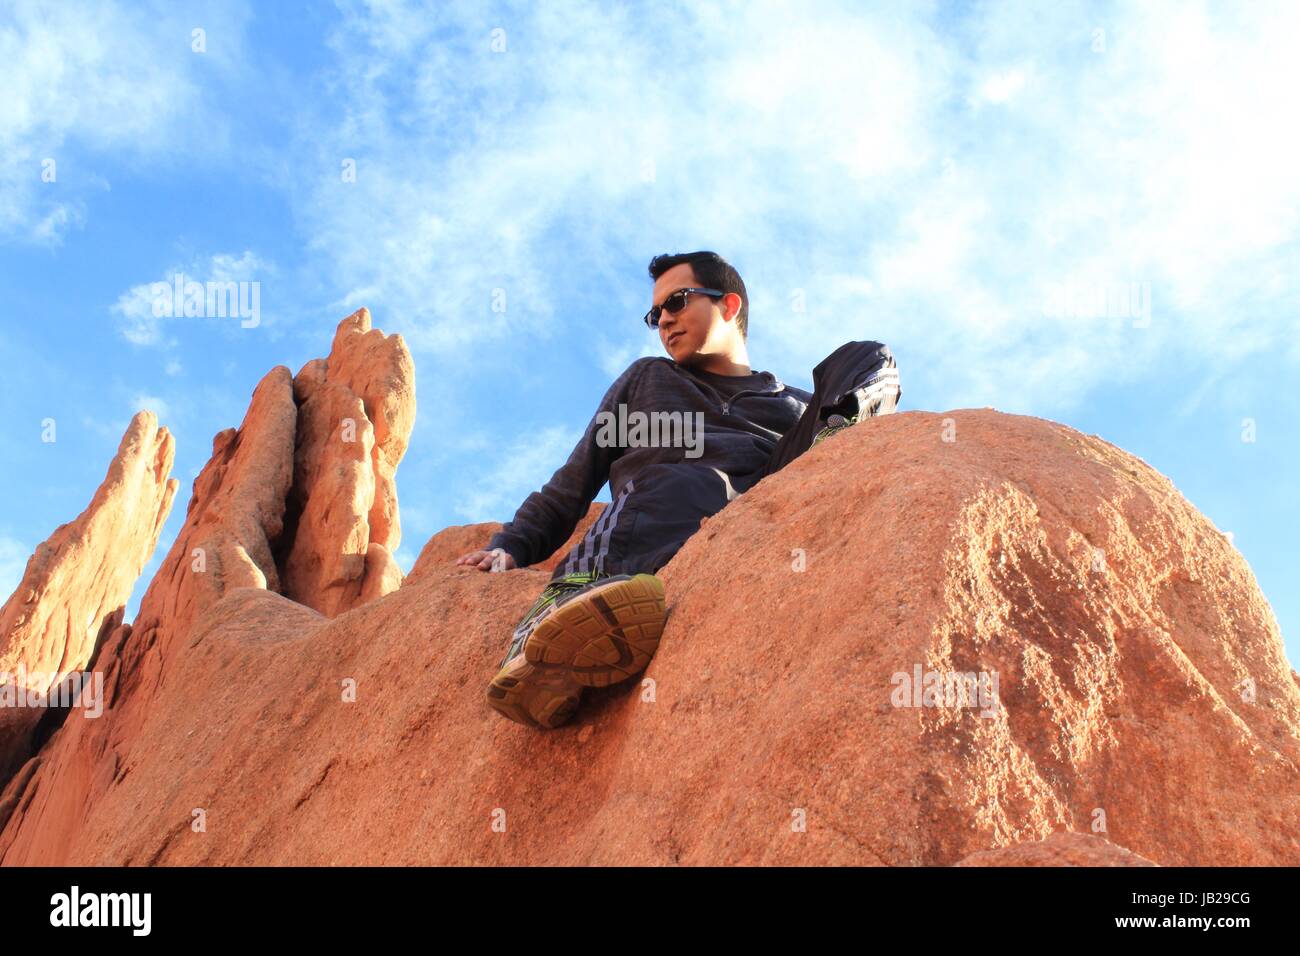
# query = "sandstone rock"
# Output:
<box><xmin>953</xmin><ymin>831</ymin><xmax>1157</xmax><ymax>866</ymax></box>
<box><xmin>0</xmin><ymin>368</ymin><xmax>295</xmax><ymax>844</ymax></box>
<box><xmin>406</xmin><ymin>502</ymin><xmax>608</xmax><ymax>583</ymax></box>
<box><xmin>3</xmin><ymin>410</ymin><xmax>1295</xmax><ymax>866</ymax></box>
<box><xmin>0</xmin><ymin>308</ymin><xmax>416</xmax><ymax>847</ymax></box>
<box><xmin>132</xmin><ymin>367</ymin><xmax>298</xmax><ymax>651</ymax></box>
<box><xmin>281</xmin><ymin>308</ymin><xmax>416</xmax><ymax>616</ymax></box>
<box><xmin>0</xmin><ymin>412</ymin><xmax>176</xmax><ymax>783</ymax></box>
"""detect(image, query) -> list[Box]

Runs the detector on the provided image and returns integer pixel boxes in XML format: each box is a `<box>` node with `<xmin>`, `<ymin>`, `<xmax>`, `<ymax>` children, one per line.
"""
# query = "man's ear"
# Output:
<box><xmin>722</xmin><ymin>292</ymin><xmax>742</xmax><ymax>322</ymax></box>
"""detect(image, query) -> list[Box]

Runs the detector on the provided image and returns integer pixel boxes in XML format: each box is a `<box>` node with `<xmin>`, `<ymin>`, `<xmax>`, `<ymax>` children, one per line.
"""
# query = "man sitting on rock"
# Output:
<box><xmin>456</xmin><ymin>250</ymin><xmax>901</xmax><ymax>729</ymax></box>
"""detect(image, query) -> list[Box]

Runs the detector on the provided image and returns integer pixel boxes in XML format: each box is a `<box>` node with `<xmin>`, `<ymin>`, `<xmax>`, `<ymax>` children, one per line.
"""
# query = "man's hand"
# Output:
<box><xmin>455</xmin><ymin>547</ymin><xmax>518</xmax><ymax>572</ymax></box>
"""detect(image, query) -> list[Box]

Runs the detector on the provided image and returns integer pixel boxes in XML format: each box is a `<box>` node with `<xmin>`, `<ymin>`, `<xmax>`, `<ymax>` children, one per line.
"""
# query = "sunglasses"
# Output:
<box><xmin>643</xmin><ymin>287</ymin><xmax>725</xmax><ymax>328</ymax></box>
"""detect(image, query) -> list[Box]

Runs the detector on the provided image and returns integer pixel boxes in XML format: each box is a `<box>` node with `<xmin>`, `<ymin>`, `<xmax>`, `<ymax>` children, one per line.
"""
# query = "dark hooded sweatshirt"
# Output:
<box><xmin>488</xmin><ymin>356</ymin><xmax>813</xmax><ymax>578</ymax></box>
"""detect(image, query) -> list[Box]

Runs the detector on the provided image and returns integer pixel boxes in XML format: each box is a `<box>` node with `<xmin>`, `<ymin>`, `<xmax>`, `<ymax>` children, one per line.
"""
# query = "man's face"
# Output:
<box><xmin>650</xmin><ymin>263</ymin><xmax>740</xmax><ymax>365</ymax></box>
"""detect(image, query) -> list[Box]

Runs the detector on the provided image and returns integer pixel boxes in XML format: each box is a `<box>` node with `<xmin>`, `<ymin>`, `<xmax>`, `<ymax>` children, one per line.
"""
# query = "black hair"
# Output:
<box><xmin>647</xmin><ymin>250</ymin><xmax>748</xmax><ymax>340</ymax></box>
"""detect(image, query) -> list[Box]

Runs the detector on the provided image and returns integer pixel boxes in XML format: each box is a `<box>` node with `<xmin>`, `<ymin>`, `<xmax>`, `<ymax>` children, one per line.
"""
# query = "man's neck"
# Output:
<box><xmin>686</xmin><ymin>349</ymin><xmax>752</xmax><ymax>377</ymax></box>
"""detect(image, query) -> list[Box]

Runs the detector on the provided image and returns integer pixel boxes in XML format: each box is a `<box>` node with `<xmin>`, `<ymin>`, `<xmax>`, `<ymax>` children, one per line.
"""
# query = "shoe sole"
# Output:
<box><xmin>485</xmin><ymin>655</ymin><xmax>584</xmax><ymax>730</ymax></box>
<box><xmin>524</xmin><ymin>573</ymin><xmax>667</xmax><ymax>688</ymax></box>
<box><xmin>484</xmin><ymin>573</ymin><xmax>667</xmax><ymax>728</ymax></box>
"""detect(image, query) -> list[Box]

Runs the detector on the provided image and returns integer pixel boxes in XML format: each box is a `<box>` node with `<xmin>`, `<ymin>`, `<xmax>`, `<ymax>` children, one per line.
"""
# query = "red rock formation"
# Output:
<box><xmin>406</xmin><ymin>503</ymin><xmax>607</xmax><ymax>583</ymax></box>
<box><xmin>954</xmin><ymin>831</ymin><xmax>1156</xmax><ymax>866</ymax></box>
<box><xmin>0</xmin><ymin>412</ymin><xmax>176</xmax><ymax>782</ymax></box>
<box><xmin>281</xmin><ymin>308</ymin><xmax>415</xmax><ymax>616</ymax></box>
<box><xmin>0</xmin><ymin>367</ymin><xmax>298</xmax><ymax>853</ymax></box>
<box><xmin>0</xmin><ymin>308</ymin><xmax>415</xmax><ymax>847</ymax></box>
<box><xmin>2</xmin><ymin>409</ymin><xmax>1295</xmax><ymax>866</ymax></box>
<box><xmin>139</xmin><ymin>368</ymin><xmax>297</xmax><ymax>644</ymax></box>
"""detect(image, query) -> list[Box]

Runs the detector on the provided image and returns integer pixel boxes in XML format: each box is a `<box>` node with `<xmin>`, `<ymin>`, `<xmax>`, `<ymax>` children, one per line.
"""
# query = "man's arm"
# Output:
<box><xmin>487</xmin><ymin>358</ymin><xmax>651</xmax><ymax>568</ymax></box>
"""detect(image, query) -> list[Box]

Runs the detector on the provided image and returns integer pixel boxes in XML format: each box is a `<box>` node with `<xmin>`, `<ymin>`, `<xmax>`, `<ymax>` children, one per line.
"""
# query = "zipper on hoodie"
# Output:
<box><xmin>682</xmin><ymin>367</ymin><xmax>786</xmax><ymax>416</ymax></box>
<box><xmin>719</xmin><ymin>392</ymin><xmax>753</xmax><ymax>415</ymax></box>
<box><xmin>720</xmin><ymin>382</ymin><xmax>787</xmax><ymax>415</ymax></box>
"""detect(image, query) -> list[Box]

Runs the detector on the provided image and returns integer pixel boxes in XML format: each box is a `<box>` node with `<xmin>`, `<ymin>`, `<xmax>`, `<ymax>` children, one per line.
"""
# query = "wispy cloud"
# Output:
<box><xmin>110</xmin><ymin>250</ymin><xmax>271</xmax><ymax>346</ymax></box>
<box><xmin>452</xmin><ymin>423</ymin><xmax>582</xmax><ymax>524</ymax></box>
<box><xmin>284</xmin><ymin>0</ymin><xmax>1300</xmax><ymax>416</ymax></box>
<box><xmin>0</xmin><ymin>0</ymin><xmax>253</xmax><ymax>245</ymax></box>
<box><xmin>130</xmin><ymin>394</ymin><xmax>171</xmax><ymax>422</ymax></box>
<box><xmin>288</xmin><ymin>1</ymin><xmax>948</xmax><ymax>369</ymax></box>
<box><xmin>597</xmin><ymin>338</ymin><xmax>660</xmax><ymax>380</ymax></box>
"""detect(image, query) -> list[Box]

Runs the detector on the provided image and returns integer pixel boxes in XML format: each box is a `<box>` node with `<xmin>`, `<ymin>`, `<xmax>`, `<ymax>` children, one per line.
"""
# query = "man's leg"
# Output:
<box><xmin>551</xmin><ymin>463</ymin><xmax>733</xmax><ymax>581</ymax></box>
<box><xmin>486</xmin><ymin>569</ymin><xmax>667</xmax><ymax>729</ymax></box>
<box><xmin>758</xmin><ymin>340</ymin><xmax>901</xmax><ymax>480</ymax></box>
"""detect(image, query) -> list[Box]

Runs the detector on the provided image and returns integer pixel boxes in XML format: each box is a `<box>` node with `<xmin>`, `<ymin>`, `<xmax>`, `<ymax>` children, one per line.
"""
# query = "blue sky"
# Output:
<box><xmin>1</xmin><ymin>0</ymin><xmax>1296</xmax><ymax>668</ymax></box>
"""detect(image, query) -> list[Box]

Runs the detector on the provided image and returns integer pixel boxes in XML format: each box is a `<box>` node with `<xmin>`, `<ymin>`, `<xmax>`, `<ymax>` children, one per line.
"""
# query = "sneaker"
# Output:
<box><xmin>485</xmin><ymin>572</ymin><xmax>667</xmax><ymax>729</ymax></box>
<box><xmin>812</xmin><ymin>364</ymin><xmax>902</xmax><ymax>446</ymax></box>
<box><xmin>812</xmin><ymin>412</ymin><xmax>856</xmax><ymax>446</ymax></box>
<box><xmin>497</xmin><ymin>571</ymin><xmax>606</xmax><ymax>670</ymax></box>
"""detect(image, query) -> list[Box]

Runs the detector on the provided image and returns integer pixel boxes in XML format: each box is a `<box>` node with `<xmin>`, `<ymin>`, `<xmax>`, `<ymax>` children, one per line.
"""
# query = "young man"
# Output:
<box><xmin>456</xmin><ymin>251</ymin><xmax>901</xmax><ymax>729</ymax></box>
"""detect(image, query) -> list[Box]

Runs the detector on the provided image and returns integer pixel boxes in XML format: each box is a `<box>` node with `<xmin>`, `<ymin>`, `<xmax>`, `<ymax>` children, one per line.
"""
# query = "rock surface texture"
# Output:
<box><xmin>954</xmin><ymin>831</ymin><xmax>1157</xmax><ymax>866</ymax></box>
<box><xmin>2</xmin><ymin>403</ymin><xmax>1295</xmax><ymax>866</ymax></box>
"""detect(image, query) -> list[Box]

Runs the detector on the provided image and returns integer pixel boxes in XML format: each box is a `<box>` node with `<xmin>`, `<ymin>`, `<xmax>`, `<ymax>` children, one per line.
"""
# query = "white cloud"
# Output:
<box><xmin>0</xmin><ymin>0</ymin><xmax>251</xmax><ymax>244</ymax></box>
<box><xmin>288</xmin><ymin>1</ymin><xmax>1300</xmax><ymax>416</ymax></box>
<box><xmin>131</xmin><ymin>394</ymin><xmax>171</xmax><ymax>422</ymax></box>
<box><xmin>31</xmin><ymin>202</ymin><xmax>82</xmax><ymax>244</ymax></box>
<box><xmin>112</xmin><ymin>282</ymin><xmax>171</xmax><ymax>347</ymax></box>
<box><xmin>208</xmin><ymin>251</ymin><xmax>268</xmax><ymax>283</ymax></box>
<box><xmin>834</xmin><ymin>0</ymin><xmax>1300</xmax><ymax>411</ymax></box>
<box><xmin>110</xmin><ymin>250</ymin><xmax>271</xmax><ymax>347</ymax></box>
<box><xmin>291</xmin><ymin>1</ymin><xmax>951</xmax><ymax>366</ymax></box>
<box><xmin>972</xmin><ymin>66</ymin><xmax>1031</xmax><ymax>106</ymax></box>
